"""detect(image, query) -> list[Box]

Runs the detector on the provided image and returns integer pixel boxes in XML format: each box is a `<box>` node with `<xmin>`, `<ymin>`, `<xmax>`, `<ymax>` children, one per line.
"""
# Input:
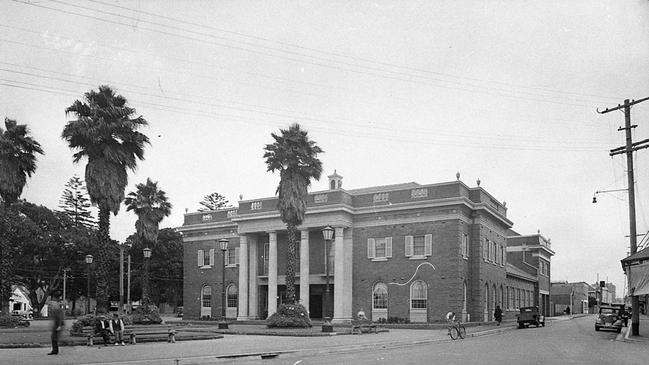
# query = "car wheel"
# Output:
<box><xmin>595</xmin><ymin>325</ymin><xmax>600</xmax><ymax>331</ymax></box>
<box><xmin>518</xmin><ymin>323</ymin><xmax>524</xmax><ymax>329</ymax></box>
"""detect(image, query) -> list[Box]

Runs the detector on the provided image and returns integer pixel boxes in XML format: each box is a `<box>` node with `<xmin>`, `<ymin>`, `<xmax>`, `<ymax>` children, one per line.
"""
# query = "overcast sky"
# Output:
<box><xmin>2</xmin><ymin>0</ymin><xmax>649</xmax><ymax>295</ymax></box>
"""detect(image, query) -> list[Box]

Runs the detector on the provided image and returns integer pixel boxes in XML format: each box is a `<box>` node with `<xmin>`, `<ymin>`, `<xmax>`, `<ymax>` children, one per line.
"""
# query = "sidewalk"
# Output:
<box><xmin>621</xmin><ymin>313</ymin><xmax>649</xmax><ymax>344</ymax></box>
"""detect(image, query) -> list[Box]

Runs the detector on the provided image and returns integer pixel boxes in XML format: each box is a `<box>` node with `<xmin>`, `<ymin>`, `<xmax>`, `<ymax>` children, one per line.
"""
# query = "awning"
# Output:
<box><xmin>628</xmin><ymin>262</ymin><xmax>649</xmax><ymax>296</ymax></box>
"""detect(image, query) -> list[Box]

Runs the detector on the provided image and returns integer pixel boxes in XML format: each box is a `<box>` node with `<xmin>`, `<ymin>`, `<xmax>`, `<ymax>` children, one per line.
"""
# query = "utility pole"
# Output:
<box><xmin>599</xmin><ymin>96</ymin><xmax>649</xmax><ymax>336</ymax></box>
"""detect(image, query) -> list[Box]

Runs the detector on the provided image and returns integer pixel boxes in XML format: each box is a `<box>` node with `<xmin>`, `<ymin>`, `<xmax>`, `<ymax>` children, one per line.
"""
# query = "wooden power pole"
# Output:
<box><xmin>598</xmin><ymin>96</ymin><xmax>649</xmax><ymax>336</ymax></box>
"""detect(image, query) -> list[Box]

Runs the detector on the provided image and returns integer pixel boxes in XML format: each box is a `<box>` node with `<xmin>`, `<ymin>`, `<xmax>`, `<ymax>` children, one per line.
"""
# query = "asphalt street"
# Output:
<box><xmin>245</xmin><ymin>315</ymin><xmax>645</xmax><ymax>365</ymax></box>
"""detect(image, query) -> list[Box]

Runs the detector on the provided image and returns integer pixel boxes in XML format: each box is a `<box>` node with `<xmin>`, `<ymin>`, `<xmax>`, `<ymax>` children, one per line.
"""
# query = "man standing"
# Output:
<box><xmin>48</xmin><ymin>293</ymin><xmax>64</xmax><ymax>355</ymax></box>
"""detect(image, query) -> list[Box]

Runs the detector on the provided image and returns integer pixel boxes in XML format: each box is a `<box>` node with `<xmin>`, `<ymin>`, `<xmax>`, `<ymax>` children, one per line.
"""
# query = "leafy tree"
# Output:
<box><xmin>127</xmin><ymin>229</ymin><xmax>182</xmax><ymax>308</ymax></box>
<box><xmin>124</xmin><ymin>178</ymin><xmax>172</xmax><ymax>304</ymax></box>
<box><xmin>3</xmin><ymin>202</ymin><xmax>95</xmax><ymax>316</ymax></box>
<box><xmin>263</xmin><ymin>123</ymin><xmax>323</xmax><ymax>304</ymax></box>
<box><xmin>0</xmin><ymin>118</ymin><xmax>43</xmax><ymax>206</ymax></box>
<box><xmin>198</xmin><ymin>192</ymin><xmax>230</xmax><ymax>211</ymax></box>
<box><xmin>0</xmin><ymin>204</ymin><xmax>28</xmax><ymax>313</ymax></box>
<box><xmin>58</xmin><ymin>175</ymin><xmax>96</xmax><ymax>229</ymax></box>
<box><xmin>61</xmin><ymin>85</ymin><xmax>149</xmax><ymax>313</ymax></box>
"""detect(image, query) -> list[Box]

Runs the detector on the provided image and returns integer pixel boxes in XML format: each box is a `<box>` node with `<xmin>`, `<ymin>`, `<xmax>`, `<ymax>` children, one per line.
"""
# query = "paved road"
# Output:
<box><xmin>247</xmin><ymin>315</ymin><xmax>644</xmax><ymax>365</ymax></box>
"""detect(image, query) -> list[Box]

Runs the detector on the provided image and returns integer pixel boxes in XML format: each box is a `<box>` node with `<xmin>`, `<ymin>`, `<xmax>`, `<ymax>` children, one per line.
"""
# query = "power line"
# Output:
<box><xmin>1</xmin><ymin>79</ymin><xmax>608</xmax><ymax>152</ymax></box>
<box><xmin>82</xmin><ymin>0</ymin><xmax>624</xmax><ymax>103</ymax></box>
<box><xmin>11</xmin><ymin>0</ymin><xmax>609</xmax><ymax>108</ymax></box>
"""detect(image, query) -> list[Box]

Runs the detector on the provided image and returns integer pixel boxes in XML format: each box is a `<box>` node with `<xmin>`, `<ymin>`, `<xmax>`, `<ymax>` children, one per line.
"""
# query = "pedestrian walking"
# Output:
<box><xmin>47</xmin><ymin>293</ymin><xmax>65</xmax><ymax>355</ymax></box>
<box><xmin>111</xmin><ymin>313</ymin><xmax>126</xmax><ymax>345</ymax></box>
<box><xmin>494</xmin><ymin>305</ymin><xmax>503</xmax><ymax>326</ymax></box>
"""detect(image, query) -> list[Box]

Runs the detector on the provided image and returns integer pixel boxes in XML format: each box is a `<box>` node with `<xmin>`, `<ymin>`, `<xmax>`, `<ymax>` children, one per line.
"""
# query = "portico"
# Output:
<box><xmin>234</xmin><ymin>224</ymin><xmax>353</xmax><ymax>322</ymax></box>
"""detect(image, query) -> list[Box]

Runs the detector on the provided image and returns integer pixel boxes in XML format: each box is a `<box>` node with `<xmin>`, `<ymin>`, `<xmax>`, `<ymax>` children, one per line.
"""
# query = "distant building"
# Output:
<box><xmin>506</xmin><ymin>231</ymin><xmax>555</xmax><ymax>317</ymax></box>
<box><xmin>550</xmin><ymin>281</ymin><xmax>592</xmax><ymax>315</ymax></box>
<box><xmin>180</xmin><ymin>173</ymin><xmax>552</xmax><ymax>323</ymax></box>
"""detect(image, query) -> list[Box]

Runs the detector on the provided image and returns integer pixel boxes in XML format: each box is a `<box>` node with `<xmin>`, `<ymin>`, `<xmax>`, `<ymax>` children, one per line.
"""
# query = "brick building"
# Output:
<box><xmin>550</xmin><ymin>281</ymin><xmax>592</xmax><ymax>315</ymax></box>
<box><xmin>180</xmin><ymin>173</ymin><xmax>551</xmax><ymax>323</ymax></box>
<box><xmin>506</xmin><ymin>232</ymin><xmax>555</xmax><ymax>317</ymax></box>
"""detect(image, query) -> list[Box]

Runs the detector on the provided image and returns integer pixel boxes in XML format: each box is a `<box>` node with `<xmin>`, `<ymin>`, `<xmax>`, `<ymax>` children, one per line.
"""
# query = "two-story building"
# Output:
<box><xmin>505</xmin><ymin>231</ymin><xmax>555</xmax><ymax>318</ymax></box>
<box><xmin>180</xmin><ymin>172</ymin><xmax>550</xmax><ymax>323</ymax></box>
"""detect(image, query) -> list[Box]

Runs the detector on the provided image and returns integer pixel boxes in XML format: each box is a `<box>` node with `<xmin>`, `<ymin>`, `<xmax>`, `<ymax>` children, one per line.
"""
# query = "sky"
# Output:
<box><xmin>1</xmin><ymin>0</ymin><xmax>649</xmax><ymax>296</ymax></box>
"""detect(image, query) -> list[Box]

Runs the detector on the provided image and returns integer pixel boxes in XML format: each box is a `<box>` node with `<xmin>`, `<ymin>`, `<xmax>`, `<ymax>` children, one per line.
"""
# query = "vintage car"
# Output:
<box><xmin>612</xmin><ymin>304</ymin><xmax>629</xmax><ymax>327</ymax></box>
<box><xmin>595</xmin><ymin>305</ymin><xmax>623</xmax><ymax>333</ymax></box>
<box><xmin>517</xmin><ymin>306</ymin><xmax>545</xmax><ymax>328</ymax></box>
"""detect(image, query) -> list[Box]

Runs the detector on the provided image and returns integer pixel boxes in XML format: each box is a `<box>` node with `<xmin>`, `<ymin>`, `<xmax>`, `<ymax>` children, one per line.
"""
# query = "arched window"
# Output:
<box><xmin>372</xmin><ymin>282</ymin><xmax>388</xmax><ymax>321</ymax></box>
<box><xmin>227</xmin><ymin>284</ymin><xmax>238</xmax><ymax>309</ymax></box>
<box><xmin>373</xmin><ymin>283</ymin><xmax>388</xmax><ymax>309</ymax></box>
<box><xmin>410</xmin><ymin>280</ymin><xmax>427</xmax><ymax>309</ymax></box>
<box><xmin>202</xmin><ymin>285</ymin><xmax>212</xmax><ymax>308</ymax></box>
<box><xmin>499</xmin><ymin>285</ymin><xmax>504</xmax><ymax>309</ymax></box>
<box><xmin>201</xmin><ymin>285</ymin><xmax>212</xmax><ymax>318</ymax></box>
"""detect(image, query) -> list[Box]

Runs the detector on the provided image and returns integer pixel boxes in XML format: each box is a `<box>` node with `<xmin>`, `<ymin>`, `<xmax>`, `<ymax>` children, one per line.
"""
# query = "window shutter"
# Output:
<box><xmin>209</xmin><ymin>249</ymin><xmax>215</xmax><ymax>267</ymax></box>
<box><xmin>405</xmin><ymin>236</ymin><xmax>414</xmax><ymax>257</ymax></box>
<box><xmin>198</xmin><ymin>249</ymin><xmax>204</xmax><ymax>267</ymax></box>
<box><xmin>234</xmin><ymin>247</ymin><xmax>240</xmax><ymax>265</ymax></box>
<box><xmin>385</xmin><ymin>237</ymin><xmax>392</xmax><ymax>258</ymax></box>
<box><xmin>367</xmin><ymin>238</ymin><xmax>375</xmax><ymax>259</ymax></box>
<box><xmin>424</xmin><ymin>234</ymin><xmax>433</xmax><ymax>256</ymax></box>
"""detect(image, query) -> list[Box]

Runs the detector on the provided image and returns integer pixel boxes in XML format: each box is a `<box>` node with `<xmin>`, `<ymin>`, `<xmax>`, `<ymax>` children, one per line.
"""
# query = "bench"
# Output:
<box><xmin>75</xmin><ymin>325</ymin><xmax>177</xmax><ymax>346</ymax></box>
<box><xmin>351</xmin><ymin>319</ymin><xmax>378</xmax><ymax>334</ymax></box>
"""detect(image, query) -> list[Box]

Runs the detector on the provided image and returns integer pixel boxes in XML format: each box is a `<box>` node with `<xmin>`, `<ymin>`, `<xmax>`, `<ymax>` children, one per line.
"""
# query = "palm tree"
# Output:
<box><xmin>263</xmin><ymin>123</ymin><xmax>323</xmax><ymax>304</ymax></box>
<box><xmin>61</xmin><ymin>85</ymin><xmax>149</xmax><ymax>313</ymax></box>
<box><xmin>0</xmin><ymin>118</ymin><xmax>43</xmax><ymax>206</ymax></box>
<box><xmin>124</xmin><ymin>178</ymin><xmax>172</xmax><ymax>305</ymax></box>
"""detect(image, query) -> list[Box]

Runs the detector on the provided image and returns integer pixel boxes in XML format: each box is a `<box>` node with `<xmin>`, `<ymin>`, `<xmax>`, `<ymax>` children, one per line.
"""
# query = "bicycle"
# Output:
<box><xmin>447</xmin><ymin>320</ymin><xmax>466</xmax><ymax>340</ymax></box>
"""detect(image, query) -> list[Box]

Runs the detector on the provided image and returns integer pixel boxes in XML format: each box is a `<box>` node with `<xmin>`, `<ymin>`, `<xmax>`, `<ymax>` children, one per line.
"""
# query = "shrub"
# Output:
<box><xmin>386</xmin><ymin>316</ymin><xmax>410</xmax><ymax>324</ymax></box>
<box><xmin>0</xmin><ymin>315</ymin><xmax>23</xmax><ymax>328</ymax></box>
<box><xmin>131</xmin><ymin>305</ymin><xmax>162</xmax><ymax>325</ymax></box>
<box><xmin>266</xmin><ymin>303</ymin><xmax>312</xmax><ymax>328</ymax></box>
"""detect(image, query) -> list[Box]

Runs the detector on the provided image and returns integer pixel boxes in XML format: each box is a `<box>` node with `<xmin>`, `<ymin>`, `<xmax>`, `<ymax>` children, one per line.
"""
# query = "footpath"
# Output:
<box><xmin>0</xmin><ymin>315</ymin><xmax>601</xmax><ymax>365</ymax></box>
<box><xmin>621</xmin><ymin>313</ymin><xmax>649</xmax><ymax>344</ymax></box>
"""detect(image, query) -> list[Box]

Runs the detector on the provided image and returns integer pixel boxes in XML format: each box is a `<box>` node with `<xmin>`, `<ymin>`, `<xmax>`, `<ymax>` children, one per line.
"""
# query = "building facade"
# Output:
<box><xmin>506</xmin><ymin>232</ymin><xmax>555</xmax><ymax>317</ymax></box>
<box><xmin>550</xmin><ymin>281</ymin><xmax>591</xmax><ymax>315</ymax></box>
<box><xmin>181</xmin><ymin>173</ymin><xmax>549</xmax><ymax>323</ymax></box>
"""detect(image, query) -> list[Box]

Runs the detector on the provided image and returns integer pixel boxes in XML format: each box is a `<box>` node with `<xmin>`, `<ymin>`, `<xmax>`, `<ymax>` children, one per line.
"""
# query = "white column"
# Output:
<box><xmin>268</xmin><ymin>231</ymin><xmax>278</xmax><ymax>317</ymax></box>
<box><xmin>333</xmin><ymin>227</ymin><xmax>349</xmax><ymax>322</ymax></box>
<box><xmin>237</xmin><ymin>235</ymin><xmax>249</xmax><ymax>320</ymax></box>
<box><xmin>342</xmin><ymin>228</ymin><xmax>354</xmax><ymax>321</ymax></box>
<box><xmin>248</xmin><ymin>236</ymin><xmax>258</xmax><ymax>319</ymax></box>
<box><xmin>299</xmin><ymin>230</ymin><xmax>310</xmax><ymax>314</ymax></box>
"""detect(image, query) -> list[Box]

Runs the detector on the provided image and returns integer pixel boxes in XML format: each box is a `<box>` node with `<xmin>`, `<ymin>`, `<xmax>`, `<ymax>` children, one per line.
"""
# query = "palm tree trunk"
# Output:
<box><xmin>95</xmin><ymin>208</ymin><xmax>111</xmax><ymax>313</ymax></box>
<box><xmin>285</xmin><ymin>223</ymin><xmax>297</xmax><ymax>304</ymax></box>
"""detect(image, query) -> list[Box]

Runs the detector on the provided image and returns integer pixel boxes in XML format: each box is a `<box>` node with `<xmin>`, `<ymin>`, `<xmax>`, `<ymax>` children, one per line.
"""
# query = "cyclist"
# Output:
<box><xmin>446</xmin><ymin>311</ymin><xmax>456</xmax><ymax>324</ymax></box>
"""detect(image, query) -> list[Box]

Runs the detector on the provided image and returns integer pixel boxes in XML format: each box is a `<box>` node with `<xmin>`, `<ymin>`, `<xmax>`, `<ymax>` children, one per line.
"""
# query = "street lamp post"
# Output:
<box><xmin>219</xmin><ymin>239</ymin><xmax>229</xmax><ymax>329</ymax></box>
<box><xmin>85</xmin><ymin>255</ymin><xmax>93</xmax><ymax>315</ymax></box>
<box><xmin>127</xmin><ymin>252</ymin><xmax>132</xmax><ymax>313</ymax></box>
<box><xmin>143</xmin><ymin>248</ymin><xmax>152</xmax><ymax>305</ymax></box>
<box><xmin>322</xmin><ymin>226</ymin><xmax>334</xmax><ymax>332</ymax></box>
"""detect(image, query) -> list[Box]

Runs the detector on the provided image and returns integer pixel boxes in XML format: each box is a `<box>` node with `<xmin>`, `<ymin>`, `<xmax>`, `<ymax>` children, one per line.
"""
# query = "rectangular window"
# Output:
<box><xmin>461</xmin><ymin>233</ymin><xmax>469</xmax><ymax>258</ymax></box>
<box><xmin>367</xmin><ymin>237</ymin><xmax>392</xmax><ymax>259</ymax></box>
<box><xmin>483</xmin><ymin>240</ymin><xmax>489</xmax><ymax>260</ymax></box>
<box><xmin>405</xmin><ymin>235</ymin><xmax>432</xmax><ymax>258</ymax></box>
<box><xmin>225</xmin><ymin>248</ymin><xmax>239</xmax><ymax>266</ymax></box>
<box><xmin>204</xmin><ymin>249</ymin><xmax>212</xmax><ymax>266</ymax></box>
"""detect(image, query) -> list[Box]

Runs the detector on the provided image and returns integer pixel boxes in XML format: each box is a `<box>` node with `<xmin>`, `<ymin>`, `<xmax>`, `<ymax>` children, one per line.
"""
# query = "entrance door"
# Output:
<box><xmin>309</xmin><ymin>294</ymin><xmax>323</xmax><ymax>319</ymax></box>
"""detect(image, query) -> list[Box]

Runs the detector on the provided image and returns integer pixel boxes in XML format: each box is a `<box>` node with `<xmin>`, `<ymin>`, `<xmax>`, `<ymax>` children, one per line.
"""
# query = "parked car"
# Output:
<box><xmin>612</xmin><ymin>304</ymin><xmax>629</xmax><ymax>327</ymax></box>
<box><xmin>517</xmin><ymin>306</ymin><xmax>545</xmax><ymax>328</ymax></box>
<box><xmin>595</xmin><ymin>305</ymin><xmax>623</xmax><ymax>333</ymax></box>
